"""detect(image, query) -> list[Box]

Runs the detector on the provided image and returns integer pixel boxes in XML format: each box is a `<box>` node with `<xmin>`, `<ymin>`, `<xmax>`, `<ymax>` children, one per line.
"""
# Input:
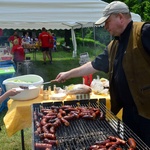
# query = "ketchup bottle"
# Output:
<box><xmin>83</xmin><ymin>74</ymin><xmax>93</xmax><ymax>86</ymax></box>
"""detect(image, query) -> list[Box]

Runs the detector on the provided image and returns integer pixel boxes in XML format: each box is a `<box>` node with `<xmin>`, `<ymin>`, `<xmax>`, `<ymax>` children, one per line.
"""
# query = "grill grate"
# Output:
<box><xmin>32</xmin><ymin>99</ymin><xmax>150</xmax><ymax>150</ymax></box>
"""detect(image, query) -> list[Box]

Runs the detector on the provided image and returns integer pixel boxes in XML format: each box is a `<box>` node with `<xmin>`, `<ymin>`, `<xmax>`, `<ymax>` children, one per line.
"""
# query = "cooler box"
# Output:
<box><xmin>0</xmin><ymin>60</ymin><xmax>15</xmax><ymax>112</ymax></box>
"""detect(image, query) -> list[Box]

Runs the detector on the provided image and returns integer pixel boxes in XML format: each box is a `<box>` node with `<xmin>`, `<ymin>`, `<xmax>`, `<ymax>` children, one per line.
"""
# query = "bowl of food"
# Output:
<box><xmin>3</xmin><ymin>74</ymin><xmax>44</xmax><ymax>100</ymax></box>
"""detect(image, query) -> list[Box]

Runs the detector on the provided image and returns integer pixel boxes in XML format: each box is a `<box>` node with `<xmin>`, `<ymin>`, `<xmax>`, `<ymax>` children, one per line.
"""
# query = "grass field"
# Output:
<box><xmin>0</xmin><ymin>46</ymin><xmax>108</xmax><ymax>150</ymax></box>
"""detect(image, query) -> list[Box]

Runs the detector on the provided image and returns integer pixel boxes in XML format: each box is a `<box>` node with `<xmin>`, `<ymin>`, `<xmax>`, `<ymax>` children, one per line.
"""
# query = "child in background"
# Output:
<box><xmin>11</xmin><ymin>39</ymin><xmax>25</xmax><ymax>67</ymax></box>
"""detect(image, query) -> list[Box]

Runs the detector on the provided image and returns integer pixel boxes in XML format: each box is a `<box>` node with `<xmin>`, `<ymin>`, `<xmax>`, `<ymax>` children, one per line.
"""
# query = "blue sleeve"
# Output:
<box><xmin>91</xmin><ymin>48</ymin><xmax>109</xmax><ymax>73</ymax></box>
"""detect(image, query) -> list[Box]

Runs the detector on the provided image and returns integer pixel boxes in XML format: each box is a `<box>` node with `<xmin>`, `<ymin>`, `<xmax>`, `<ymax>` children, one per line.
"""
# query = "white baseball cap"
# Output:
<box><xmin>95</xmin><ymin>1</ymin><xmax>129</xmax><ymax>25</ymax></box>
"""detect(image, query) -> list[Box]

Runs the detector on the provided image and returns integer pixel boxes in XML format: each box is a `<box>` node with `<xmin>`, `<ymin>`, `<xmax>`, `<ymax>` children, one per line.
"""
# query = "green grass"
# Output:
<box><xmin>0</xmin><ymin>46</ymin><xmax>108</xmax><ymax>149</ymax></box>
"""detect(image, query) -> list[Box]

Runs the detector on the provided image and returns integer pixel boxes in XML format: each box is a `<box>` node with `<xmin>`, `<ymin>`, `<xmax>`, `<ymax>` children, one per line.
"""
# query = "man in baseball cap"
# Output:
<box><xmin>95</xmin><ymin>1</ymin><xmax>130</xmax><ymax>25</ymax></box>
<box><xmin>55</xmin><ymin>1</ymin><xmax>150</xmax><ymax>147</ymax></box>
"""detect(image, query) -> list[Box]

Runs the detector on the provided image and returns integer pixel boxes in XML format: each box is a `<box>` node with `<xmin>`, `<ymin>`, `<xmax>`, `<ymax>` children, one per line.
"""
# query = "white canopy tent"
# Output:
<box><xmin>0</xmin><ymin>0</ymin><xmax>141</xmax><ymax>56</ymax></box>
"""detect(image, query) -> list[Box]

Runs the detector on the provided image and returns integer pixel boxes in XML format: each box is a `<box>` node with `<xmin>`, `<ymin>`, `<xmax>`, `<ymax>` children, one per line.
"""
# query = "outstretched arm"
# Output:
<box><xmin>0</xmin><ymin>89</ymin><xmax>20</xmax><ymax>104</ymax></box>
<box><xmin>55</xmin><ymin>62</ymin><xmax>98</xmax><ymax>83</ymax></box>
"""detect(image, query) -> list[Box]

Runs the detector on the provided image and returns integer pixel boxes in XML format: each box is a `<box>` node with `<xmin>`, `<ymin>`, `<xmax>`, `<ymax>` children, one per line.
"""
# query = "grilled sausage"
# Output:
<box><xmin>35</xmin><ymin>127</ymin><xmax>42</xmax><ymax>135</ymax></box>
<box><xmin>41</xmin><ymin>118</ymin><xmax>47</xmax><ymax>126</ymax></box>
<box><xmin>82</xmin><ymin>114</ymin><xmax>94</xmax><ymax>120</ymax></box>
<box><xmin>127</xmin><ymin>138</ymin><xmax>136</xmax><ymax>149</ymax></box>
<box><xmin>95</xmin><ymin>109</ymin><xmax>100</xmax><ymax>116</ymax></box>
<box><xmin>106</xmin><ymin>142</ymin><xmax>117</xmax><ymax>148</ymax></box>
<box><xmin>116</xmin><ymin>137</ymin><xmax>126</xmax><ymax>145</ymax></box>
<box><xmin>69</xmin><ymin>112</ymin><xmax>80</xmax><ymax>119</ymax></box>
<box><xmin>89</xmin><ymin>144</ymin><xmax>100</xmax><ymax>149</ymax></box>
<box><xmin>57</xmin><ymin>112</ymin><xmax>63</xmax><ymax>119</ymax></box>
<box><xmin>33</xmin><ymin>111</ymin><xmax>38</xmax><ymax>121</ymax></box>
<box><xmin>35</xmin><ymin>143</ymin><xmax>52</xmax><ymax>149</ymax></box>
<box><xmin>91</xmin><ymin>112</ymin><xmax>96</xmax><ymax>119</ymax></box>
<box><xmin>43</xmin><ymin>138</ymin><xmax>58</xmax><ymax>146</ymax></box>
<box><xmin>37</xmin><ymin>112</ymin><xmax>44</xmax><ymax>117</ymax></box>
<box><xmin>108</xmin><ymin>136</ymin><xmax>117</xmax><ymax>141</ymax></box>
<box><xmin>43</xmin><ymin>115</ymin><xmax>57</xmax><ymax>120</ymax></box>
<box><xmin>48</xmin><ymin>118</ymin><xmax>58</xmax><ymax>123</ymax></box>
<box><xmin>49</xmin><ymin>126</ymin><xmax>56</xmax><ymax>134</ymax></box>
<box><xmin>95</xmin><ymin>139</ymin><xmax>110</xmax><ymax>145</ymax></box>
<box><xmin>51</xmin><ymin>106</ymin><xmax>59</xmax><ymax>110</ymax></box>
<box><xmin>63</xmin><ymin>114</ymin><xmax>75</xmax><ymax>120</ymax></box>
<box><xmin>41</xmin><ymin>109</ymin><xmax>53</xmax><ymax>114</ymax></box>
<box><xmin>44</xmin><ymin>133</ymin><xmax>56</xmax><ymax>140</ymax></box>
<box><xmin>47</xmin><ymin>112</ymin><xmax>58</xmax><ymax>116</ymax></box>
<box><xmin>100</xmin><ymin>111</ymin><xmax>105</xmax><ymax>120</ymax></box>
<box><xmin>108</xmin><ymin>144</ymin><xmax>117</xmax><ymax>150</ymax></box>
<box><xmin>42</xmin><ymin>125</ymin><xmax>49</xmax><ymax>133</ymax></box>
<box><xmin>61</xmin><ymin>117</ymin><xmax>70</xmax><ymax>126</ymax></box>
<box><xmin>52</xmin><ymin>118</ymin><xmax>61</xmax><ymax>128</ymax></box>
<box><xmin>59</xmin><ymin>108</ymin><xmax>66</xmax><ymax>116</ymax></box>
<box><xmin>64</xmin><ymin>107</ymin><xmax>78</xmax><ymax>113</ymax></box>
<box><xmin>60</xmin><ymin>105</ymin><xmax>72</xmax><ymax>109</ymax></box>
<box><xmin>35</xmin><ymin>121</ymin><xmax>41</xmax><ymax>128</ymax></box>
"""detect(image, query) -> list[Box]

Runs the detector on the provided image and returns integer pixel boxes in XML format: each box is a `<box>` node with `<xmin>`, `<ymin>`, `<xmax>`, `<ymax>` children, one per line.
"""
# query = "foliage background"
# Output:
<box><xmin>104</xmin><ymin>0</ymin><xmax>150</xmax><ymax>22</ymax></box>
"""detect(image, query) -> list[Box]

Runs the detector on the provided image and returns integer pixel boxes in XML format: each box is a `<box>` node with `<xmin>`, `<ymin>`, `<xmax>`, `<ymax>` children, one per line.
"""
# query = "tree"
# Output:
<box><xmin>103</xmin><ymin>0</ymin><xmax>150</xmax><ymax>21</ymax></box>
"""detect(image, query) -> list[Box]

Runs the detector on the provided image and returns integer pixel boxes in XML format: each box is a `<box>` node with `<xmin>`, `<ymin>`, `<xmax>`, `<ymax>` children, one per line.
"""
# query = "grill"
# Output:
<box><xmin>31</xmin><ymin>99</ymin><xmax>150</xmax><ymax>150</ymax></box>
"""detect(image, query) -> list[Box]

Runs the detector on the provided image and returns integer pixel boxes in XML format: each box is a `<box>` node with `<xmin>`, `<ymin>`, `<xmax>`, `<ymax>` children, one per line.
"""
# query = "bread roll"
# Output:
<box><xmin>66</xmin><ymin>84</ymin><xmax>91</xmax><ymax>95</ymax></box>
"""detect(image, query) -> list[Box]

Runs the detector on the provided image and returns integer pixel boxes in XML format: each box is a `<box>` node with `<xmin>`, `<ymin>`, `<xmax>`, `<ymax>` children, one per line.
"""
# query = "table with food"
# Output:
<box><xmin>3</xmin><ymin>74</ymin><xmax>149</xmax><ymax>150</ymax></box>
<box><xmin>22</xmin><ymin>41</ymin><xmax>40</xmax><ymax>61</ymax></box>
<box><xmin>3</xmin><ymin>75</ymin><xmax>110</xmax><ymax>136</ymax></box>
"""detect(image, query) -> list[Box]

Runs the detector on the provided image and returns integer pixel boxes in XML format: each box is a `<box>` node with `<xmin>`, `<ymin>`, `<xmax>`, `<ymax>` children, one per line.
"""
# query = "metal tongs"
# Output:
<box><xmin>42</xmin><ymin>79</ymin><xmax>57</xmax><ymax>85</ymax></box>
<box><xmin>19</xmin><ymin>79</ymin><xmax>57</xmax><ymax>89</ymax></box>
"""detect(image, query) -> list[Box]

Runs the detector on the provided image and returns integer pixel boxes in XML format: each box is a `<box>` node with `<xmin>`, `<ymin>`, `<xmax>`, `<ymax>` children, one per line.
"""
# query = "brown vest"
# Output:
<box><xmin>108</xmin><ymin>22</ymin><xmax>150</xmax><ymax>119</ymax></box>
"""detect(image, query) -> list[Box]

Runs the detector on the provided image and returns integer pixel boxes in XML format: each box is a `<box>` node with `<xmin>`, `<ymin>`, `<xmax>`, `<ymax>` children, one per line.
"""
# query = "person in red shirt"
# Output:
<box><xmin>11</xmin><ymin>39</ymin><xmax>25</xmax><ymax>67</ymax></box>
<box><xmin>8</xmin><ymin>31</ymin><xmax>22</xmax><ymax>46</ymax></box>
<box><xmin>38</xmin><ymin>27</ymin><xmax>52</xmax><ymax>64</ymax></box>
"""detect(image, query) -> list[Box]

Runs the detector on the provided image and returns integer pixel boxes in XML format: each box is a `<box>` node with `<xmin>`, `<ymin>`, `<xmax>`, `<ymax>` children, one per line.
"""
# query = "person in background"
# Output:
<box><xmin>22</xmin><ymin>32</ymin><xmax>31</xmax><ymax>53</ymax></box>
<box><xmin>22</xmin><ymin>32</ymin><xmax>31</xmax><ymax>44</ymax></box>
<box><xmin>52</xmin><ymin>33</ymin><xmax>57</xmax><ymax>52</ymax></box>
<box><xmin>48</xmin><ymin>31</ymin><xmax>54</xmax><ymax>64</ymax></box>
<box><xmin>38</xmin><ymin>27</ymin><xmax>52</xmax><ymax>65</ymax></box>
<box><xmin>11</xmin><ymin>39</ymin><xmax>25</xmax><ymax>67</ymax></box>
<box><xmin>8</xmin><ymin>31</ymin><xmax>22</xmax><ymax>49</ymax></box>
<box><xmin>55</xmin><ymin>1</ymin><xmax>150</xmax><ymax>146</ymax></box>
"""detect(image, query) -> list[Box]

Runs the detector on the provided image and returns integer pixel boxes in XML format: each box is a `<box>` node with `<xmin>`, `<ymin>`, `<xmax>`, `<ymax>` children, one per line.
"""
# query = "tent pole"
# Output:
<box><xmin>81</xmin><ymin>25</ymin><xmax>84</xmax><ymax>47</ymax></box>
<box><xmin>71</xmin><ymin>28</ymin><xmax>77</xmax><ymax>58</ymax></box>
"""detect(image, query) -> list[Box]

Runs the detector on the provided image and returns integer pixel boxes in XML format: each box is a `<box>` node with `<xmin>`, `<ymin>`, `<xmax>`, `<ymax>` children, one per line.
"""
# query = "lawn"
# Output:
<box><xmin>0</xmin><ymin>46</ymin><xmax>108</xmax><ymax>150</ymax></box>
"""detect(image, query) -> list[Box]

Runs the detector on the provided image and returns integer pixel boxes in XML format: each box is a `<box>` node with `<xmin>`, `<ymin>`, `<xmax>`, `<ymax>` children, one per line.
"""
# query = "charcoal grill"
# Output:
<box><xmin>31</xmin><ymin>98</ymin><xmax>150</xmax><ymax>150</ymax></box>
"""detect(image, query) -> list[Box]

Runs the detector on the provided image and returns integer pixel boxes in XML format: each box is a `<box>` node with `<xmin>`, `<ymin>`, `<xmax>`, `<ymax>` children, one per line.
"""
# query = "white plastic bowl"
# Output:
<box><xmin>3</xmin><ymin>74</ymin><xmax>44</xmax><ymax>100</ymax></box>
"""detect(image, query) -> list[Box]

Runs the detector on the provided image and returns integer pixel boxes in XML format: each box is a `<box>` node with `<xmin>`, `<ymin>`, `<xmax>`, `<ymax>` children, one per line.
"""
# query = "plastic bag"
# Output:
<box><xmin>90</xmin><ymin>76</ymin><xmax>109</xmax><ymax>95</ymax></box>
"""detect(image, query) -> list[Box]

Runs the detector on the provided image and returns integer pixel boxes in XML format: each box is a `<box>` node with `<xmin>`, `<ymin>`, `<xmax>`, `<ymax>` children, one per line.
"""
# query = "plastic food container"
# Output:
<box><xmin>3</xmin><ymin>74</ymin><xmax>44</xmax><ymax>100</ymax></box>
<box><xmin>1</xmin><ymin>55</ymin><xmax>12</xmax><ymax>61</ymax></box>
